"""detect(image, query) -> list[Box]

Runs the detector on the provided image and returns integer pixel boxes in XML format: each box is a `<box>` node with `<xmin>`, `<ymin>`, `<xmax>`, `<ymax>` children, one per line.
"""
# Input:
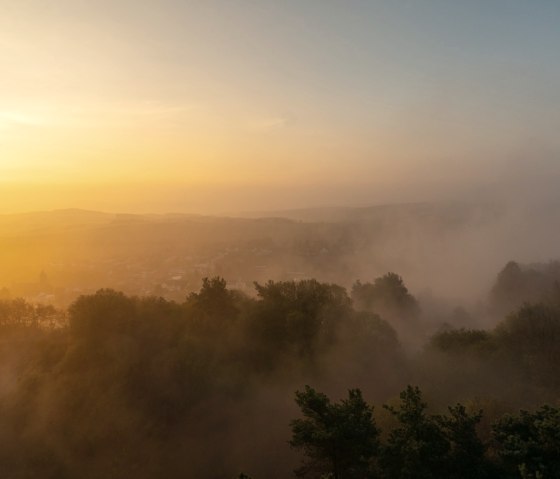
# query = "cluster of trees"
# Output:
<box><xmin>351</xmin><ymin>273</ymin><xmax>419</xmax><ymax>320</ymax></box>
<box><xmin>0</xmin><ymin>277</ymin><xmax>405</xmax><ymax>478</ymax></box>
<box><xmin>0</xmin><ymin>264</ymin><xmax>558</xmax><ymax>477</ymax></box>
<box><xmin>289</xmin><ymin>385</ymin><xmax>560</xmax><ymax>479</ymax></box>
<box><xmin>351</xmin><ymin>273</ymin><xmax>421</xmax><ymax>348</ymax></box>
<box><xmin>490</xmin><ymin>260</ymin><xmax>560</xmax><ymax>314</ymax></box>
<box><xmin>0</xmin><ymin>298</ymin><xmax>62</xmax><ymax>331</ymax></box>
<box><xmin>427</xmin><ymin>299</ymin><xmax>560</xmax><ymax>400</ymax></box>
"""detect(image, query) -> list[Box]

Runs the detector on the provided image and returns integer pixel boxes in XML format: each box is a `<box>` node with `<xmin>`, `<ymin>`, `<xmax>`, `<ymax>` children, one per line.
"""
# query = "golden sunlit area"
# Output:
<box><xmin>2</xmin><ymin>1</ymin><xmax>560</xmax><ymax>478</ymax></box>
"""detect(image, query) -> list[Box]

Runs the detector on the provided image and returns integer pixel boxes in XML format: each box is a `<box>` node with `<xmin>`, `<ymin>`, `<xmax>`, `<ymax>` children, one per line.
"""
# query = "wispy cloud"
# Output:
<box><xmin>246</xmin><ymin>115</ymin><xmax>294</xmax><ymax>132</ymax></box>
<box><xmin>0</xmin><ymin>102</ymin><xmax>196</xmax><ymax>131</ymax></box>
<box><xmin>0</xmin><ymin>111</ymin><xmax>50</xmax><ymax>132</ymax></box>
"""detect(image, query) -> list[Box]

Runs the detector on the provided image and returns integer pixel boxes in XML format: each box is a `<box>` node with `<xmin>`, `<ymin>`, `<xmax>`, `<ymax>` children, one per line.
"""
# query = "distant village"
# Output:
<box><xmin>1</xmin><ymin>241</ymin><xmax>341</xmax><ymax>308</ymax></box>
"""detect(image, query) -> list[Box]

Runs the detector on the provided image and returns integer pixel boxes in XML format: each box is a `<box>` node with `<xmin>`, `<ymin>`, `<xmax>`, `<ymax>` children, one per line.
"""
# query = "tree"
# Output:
<box><xmin>352</xmin><ymin>273</ymin><xmax>419</xmax><ymax>320</ymax></box>
<box><xmin>331</xmin><ymin>310</ymin><xmax>402</xmax><ymax>384</ymax></box>
<box><xmin>290</xmin><ymin>386</ymin><xmax>379</xmax><ymax>479</ymax></box>
<box><xmin>68</xmin><ymin>289</ymin><xmax>136</xmax><ymax>340</ymax></box>
<box><xmin>489</xmin><ymin>261</ymin><xmax>560</xmax><ymax>314</ymax></box>
<box><xmin>493</xmin><ymin>406</ymin><xmax>560</xmax><ymax>479</ymax></box>
<box><xmin>251</xmin><ymin>280</ymin><xmax>352</xmax><ymax>359</ymax></box>
<box><xmin>438</xmin><ymin>404</ymin><xmax>491</xmax><ymax>478</ymax></box>
<box><xmin>380</xmin><ymin>386</ymin><xmax>450</xmax><ymax>479</ymax></box>
<box><xmin>186</xmin><ymin>276</ymin><xmax>239</xmax><ymax>334</ymax></box>
<box><xmin>0</xmin><ymin>298</ymin><xmax>63</xmax><ymax>332</ymax></box>
<box><xmin>186</xmin><ymin>277</ymin><xmax>239</xmax><ymax>323</ymax></box>
<box><xmin>495</xmin><ymin>302</ymin><xmax>560</xmax><ymax>388</ymax></box>
<box><xmin>429</xmin><ymin>328</ymin><xmax>494</xmax><ymax>355</ymax></box>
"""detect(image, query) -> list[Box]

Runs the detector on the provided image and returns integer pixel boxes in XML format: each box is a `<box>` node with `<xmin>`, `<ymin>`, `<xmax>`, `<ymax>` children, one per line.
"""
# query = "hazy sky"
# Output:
<box><xmin>1</xmin><ymin>0</ymin><xmax>559</xmax><ymax>213</ymax></box>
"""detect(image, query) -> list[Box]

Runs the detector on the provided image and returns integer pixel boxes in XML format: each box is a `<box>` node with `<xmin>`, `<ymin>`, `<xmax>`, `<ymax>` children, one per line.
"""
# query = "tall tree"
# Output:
<box><xmin>352</xmin><ymin>273</ymin><xmax>419</xmax><ymax>320</ymax></box>
<box><xmin>438</xmin><ymin>404</ymin><xmax>491</xmax><ymax>478</ymax></box>
<box><xmin>290</xmin><ymin>386</ymin><xmax>379</xmax><ymax>479</ymax></box>
<box><xmin>380</xmin><ymin>386</ymin><xmax>449</xmax><ymax>479</ymax></box>
<box><xmin>493</xmin><ymin>405</ymin><xmax>560</xmax><ymax>479</ymax></box>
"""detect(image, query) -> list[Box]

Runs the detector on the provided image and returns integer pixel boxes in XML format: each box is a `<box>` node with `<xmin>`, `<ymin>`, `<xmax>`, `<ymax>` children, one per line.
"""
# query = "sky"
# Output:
<box><xmin>1</xmin><ymin>0</ymin><xmax>560</xmax><ymax>213</ymax></box>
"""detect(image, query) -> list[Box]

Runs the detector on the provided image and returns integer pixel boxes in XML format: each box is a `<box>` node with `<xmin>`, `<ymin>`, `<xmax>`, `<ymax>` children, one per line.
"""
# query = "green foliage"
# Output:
<box><xmin>493</xmin><ymin>406</ymin><xmax>560</xmax><ymax>479</ymax></box>
<box><xmin>0</xmin><ymin>298</ymin><xmax>63</xmax><ymax>333</ymax></box>
<box><xmin>186</xmin><ymin>276</ymin><xmax>239</xmax><ymax>324</ymax></box>
<box><xmin>251</xmin><ymin>279</ymin><xmax>352</xmax><ymax>359</ymax></box>
<box><xmin>292</xmin><ymin>386</ymin><xmax>497</xmax><ymax>479</ymax></box>
<box><xmin>6</xmin><ymin>270</ymin><xmax>560</xmax><ymax>478</ymax></box>
<box><xmin>428</xmin><ymin>301</ymin><xmax>560</xmax><ymax>393</ymax></box>
<box><xmin>69</xmin><ymin>289</ymin><xmax>136</xmax><ymax>340</ymax></box>
<box><xmin>495</xmin><ymin>303</ymin><xmax>560</xmax><ymax>388</ymax></box>
<box><xmin>352</xmin><ymin>273</ymin><xmax>419</xmax><ymax>320</ymax></box>
<box><xmin>429</xmin><ymin>328</ymin><xmax>494</xmax><ymax>355</ymax></box>
<box><xmin>290</xmin><ymin>386</ymin><xmax>379</xmax><ymax>479</ymax></box>
<box><xmin>330</xmin><ymin>310</ymin><xmax>403</xmax><ymax>390</ymax></box>
<box><xmin>490</xmin><ymin>260</ymin><xmax>560</xmax><ymax>314</ymax></box>
<box><xmin>343</xmin><ymin>311</ymin><xmax>399</xmax><ymax>353</ymax></box>
<box><xmin>438</xmin><ymin>404</ymin><xmax>491</xmax><ymax>478</ymax></box>
<box><xmin>380</xmin><ymin>386</ymin><xmax>450</xmax><ymax>479</ymax></box>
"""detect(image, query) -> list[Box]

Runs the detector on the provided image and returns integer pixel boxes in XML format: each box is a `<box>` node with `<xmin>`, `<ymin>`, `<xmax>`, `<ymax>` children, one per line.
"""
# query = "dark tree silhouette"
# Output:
<box><xmin>291</xmin><ymin>386</ymin><xmax>379</xmax><ymax>479</ymax></box>
<box><xmin>380</xmin><ymin>386</ymin><xmax>449</xmax><ymax>479</ymax></box>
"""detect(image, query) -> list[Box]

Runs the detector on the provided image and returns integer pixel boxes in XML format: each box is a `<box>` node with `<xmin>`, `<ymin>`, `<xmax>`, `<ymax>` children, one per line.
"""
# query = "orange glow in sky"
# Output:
<box><xmin>2</xmin><ymin>1</ymin><xmax>560</xmax><ymax>213</ymax></box>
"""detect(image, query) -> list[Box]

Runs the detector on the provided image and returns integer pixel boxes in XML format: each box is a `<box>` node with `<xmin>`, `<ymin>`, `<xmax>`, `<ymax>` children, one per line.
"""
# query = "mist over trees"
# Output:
<box><xmin>490</xmin><ymin>260</ymin><xmax>560</xmax><ymax>315</ymax></box>
<box><xmin>0</xmin><ymin>260</ymin><xmax>558</xmax><ymax>477</ymax></box>
<box><xmin>3</xmin><ymin>202</ymin><xmax>560</xmax><ymax>309</ymax></box>
<box><xmin>5</xmin><ymin>0</ymin><xmax>560</xmax><ymax>475</ymax></box>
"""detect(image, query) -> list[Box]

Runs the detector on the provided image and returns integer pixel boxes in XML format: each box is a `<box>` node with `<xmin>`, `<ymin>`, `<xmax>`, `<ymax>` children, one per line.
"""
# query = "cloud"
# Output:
<box><xmin>0</xmin><ymin>102</ymin><xmax>199</xmax><ymax>132</ymax></box>
<box><xmin>246</xmin><ymin>115</ymin><xmax>294</xmax><ymax>132</ymax></box>
<box><xmin>0</xmin><ymin>111</ymin><xmax>48</xmax><ymax>128</ymax></box>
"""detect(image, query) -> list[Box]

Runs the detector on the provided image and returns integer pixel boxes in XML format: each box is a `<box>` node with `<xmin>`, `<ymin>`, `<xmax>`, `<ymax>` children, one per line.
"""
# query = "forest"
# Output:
<box><xmin>5</xmin><ymin>0</ymin><xmax>560</xmax><ymax>477</ymax></box>
<box><xmin>0</xmin><ymin>261</ymin><xmax>559</xmax><ymax>478</ymax></box>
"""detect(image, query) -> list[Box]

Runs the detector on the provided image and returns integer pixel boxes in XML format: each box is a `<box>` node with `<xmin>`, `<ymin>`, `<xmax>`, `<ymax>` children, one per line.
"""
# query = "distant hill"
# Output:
<box><xmin>234</xmin><ymin>202</ymin><xmax>505</xmax><ymax>224</ymax></box>
<box><xmin>0</xmin><ymin>209</ymin><xmax>116</xmax><ymax>235</ymax></box>
<box><xmin>1</xmin><ymin>202</ymin><xmax>559</xmax><ymax>304</ymax></box>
